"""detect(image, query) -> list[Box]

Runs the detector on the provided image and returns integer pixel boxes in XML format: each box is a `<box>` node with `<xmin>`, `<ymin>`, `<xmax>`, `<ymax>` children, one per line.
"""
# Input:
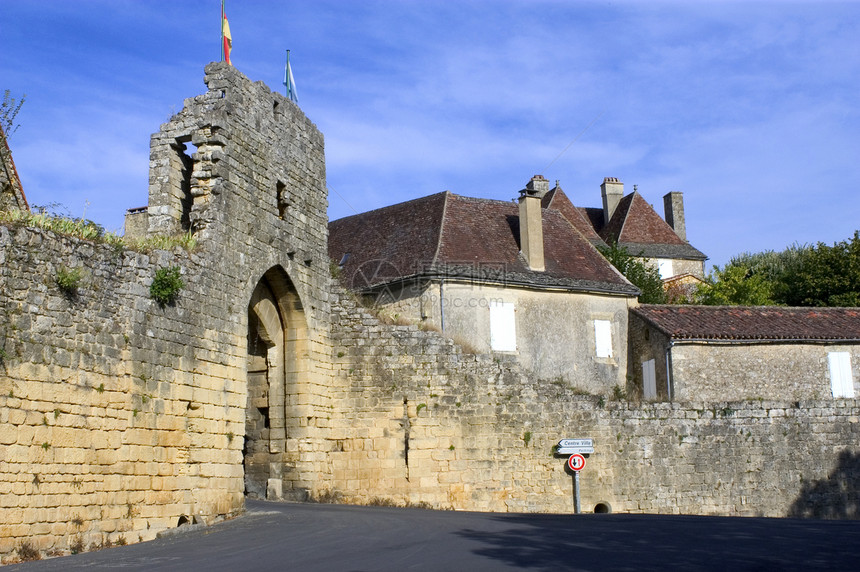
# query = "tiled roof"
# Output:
<box><xmin>632</xmin><ymin>305</ymin><xmax>860</xmax><ymax>341</ymax></box>
<box><xmin>328</xmin><ymin>192</ymin><xmax>638</xmax><ymax>295</ymax></box>
<box><xmin>541</xmin><ymin>187</ymin><xmax>605</xmax><ymax>246</ymax></box>
<box><xmin>599</xmin><ymin>193</ymin><xmax>705</xmax><ymax>261</ymax></box>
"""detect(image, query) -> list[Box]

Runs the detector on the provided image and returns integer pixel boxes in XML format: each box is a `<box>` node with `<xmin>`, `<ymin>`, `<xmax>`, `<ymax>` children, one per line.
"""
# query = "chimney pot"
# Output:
<box><xmin>663</xmin><ymin>191</ymin><xmax>687</xmax><ymax>241</ymax></box>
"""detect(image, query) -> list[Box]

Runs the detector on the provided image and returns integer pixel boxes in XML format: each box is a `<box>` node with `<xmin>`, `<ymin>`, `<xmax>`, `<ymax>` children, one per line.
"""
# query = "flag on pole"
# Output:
<box><xmin>284</xmin><ymin>50</ymin><xmax>298</xmax><ymax>103</ymax></box>
<box><xmin>221</xmin><ymin>1</ymin><xmax>232</xmax><ymax>65</ymax></box>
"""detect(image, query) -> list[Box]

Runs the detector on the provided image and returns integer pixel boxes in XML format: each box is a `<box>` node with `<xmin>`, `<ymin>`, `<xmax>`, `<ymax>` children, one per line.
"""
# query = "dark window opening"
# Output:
<box><xmin>258</xmin><ymin>406</ymin><xmax>270</xmax><ymax>429</ymax></box>
<box><xmin>173</xmin><ymin>136</ymin><xmax>198</xmax><ymax>231</ymax></box>
<box><xmin>277</xmin><ymin>181</ymin><xmax>288</xmax><ymax>219</ymax></box>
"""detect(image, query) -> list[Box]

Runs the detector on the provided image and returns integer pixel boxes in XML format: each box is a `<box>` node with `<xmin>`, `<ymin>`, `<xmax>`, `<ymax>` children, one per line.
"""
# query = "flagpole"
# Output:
<box><xmin>285</xmin><ymin>50</ymin><xmax>290</xmax><ymax>97</ymax></box>
<box><xmin>220</xmin><ymin>0</ymin><xmax>224</xmax><ymax>62</ymax></box>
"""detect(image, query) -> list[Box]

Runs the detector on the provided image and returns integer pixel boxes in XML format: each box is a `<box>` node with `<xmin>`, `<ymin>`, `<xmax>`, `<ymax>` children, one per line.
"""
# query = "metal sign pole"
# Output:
<box><xmin>573</xmin><ymin>471</ymin><xmax>581</xmax><ymax>514</ymax></box>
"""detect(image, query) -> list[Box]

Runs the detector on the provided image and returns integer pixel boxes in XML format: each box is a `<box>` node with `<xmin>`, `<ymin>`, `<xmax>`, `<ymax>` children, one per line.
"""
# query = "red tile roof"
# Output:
<box><xmin>329</xmin><ymin>192</ymin><xmax>637</xmax><ymax>295</ymax></box>
<box><xmin>632</xmin><ymin>305</ymin><xmax>860</xmax><ymax>341</ymax></box>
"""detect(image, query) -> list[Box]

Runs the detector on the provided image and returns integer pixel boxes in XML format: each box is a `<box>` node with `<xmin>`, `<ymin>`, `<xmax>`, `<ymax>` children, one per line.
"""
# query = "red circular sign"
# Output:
<box><xmin>567</xmin><ymin>453</ymin><xmax>586</xmax><ymax>472</ymax></box>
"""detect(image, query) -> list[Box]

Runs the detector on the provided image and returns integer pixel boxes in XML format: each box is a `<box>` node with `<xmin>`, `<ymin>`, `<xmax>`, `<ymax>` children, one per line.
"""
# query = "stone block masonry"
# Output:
<box><xmin>0</xmin><ymin>224</ymin><xmax>245</xmax><ymax>559</ymax></box>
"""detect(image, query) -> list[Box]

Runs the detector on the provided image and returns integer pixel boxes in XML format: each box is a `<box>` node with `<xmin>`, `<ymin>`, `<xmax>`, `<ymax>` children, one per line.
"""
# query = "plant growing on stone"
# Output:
<box><xmin>1</xmin><ymin>90</ymin><xmax>25</xmax><ymax>141</ymax></box>
<box><xmin>15</xmin><ymin>541</ymin><xmax>40</xmax><ymax>562</ymax></box>
<box><xmin>150</xmin><ymin>266</ymin><xmax>184</xmax><ymax>306</ymax></box>
<box><xmin>55</xmin><ymin>266</ymin><xmax>84</xmax><ymax>295</ymax></box>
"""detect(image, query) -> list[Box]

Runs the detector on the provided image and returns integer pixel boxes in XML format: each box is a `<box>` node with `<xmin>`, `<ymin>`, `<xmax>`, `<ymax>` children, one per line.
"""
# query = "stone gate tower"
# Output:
<box><xmin>128</xmin><ymin>61</ymin><xmax>333</xmax><ymax>501</ymax></box>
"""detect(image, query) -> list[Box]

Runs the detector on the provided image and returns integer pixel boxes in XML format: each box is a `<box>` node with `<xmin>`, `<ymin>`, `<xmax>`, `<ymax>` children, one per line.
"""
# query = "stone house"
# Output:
<box><xmin>571</xmin><ymin>177</ymin><xmax>708</xmax><ymax>281</ymax></box>
<box><xmin>328</xmin><ymin>175</ymin><xmax>640</xmax><ymax>393</ymax></box>
<box><xmin>629</xmin><ymin>305</ymin><xmax>860</xmax><ymax>401</ymax></box>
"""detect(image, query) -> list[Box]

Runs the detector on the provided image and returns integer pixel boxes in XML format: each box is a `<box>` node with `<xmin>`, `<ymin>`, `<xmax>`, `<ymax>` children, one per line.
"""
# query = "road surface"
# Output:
<box><xmin>7</xmin><ymin>499</ymin><xmax>860</xmax><ymax>571</ymax></box>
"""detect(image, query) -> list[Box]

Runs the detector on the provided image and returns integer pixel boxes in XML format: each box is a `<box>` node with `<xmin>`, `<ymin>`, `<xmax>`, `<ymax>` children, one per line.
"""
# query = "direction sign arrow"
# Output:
<box><xmin>558</xmin><ymin>439</ymin><xmax>593</xmax><ymax>448</ymax></box>
<box><xmin>557</xmin><ymin>447</ymin><xmax>594</xmax><ymax>455</ymax></box>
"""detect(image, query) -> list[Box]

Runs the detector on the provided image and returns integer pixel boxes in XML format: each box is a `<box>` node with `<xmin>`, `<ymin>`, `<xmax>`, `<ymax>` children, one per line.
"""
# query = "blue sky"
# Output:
<box><xmin>3</xmin><ymin>0</ymin><xmax>859</xmax><ymax>268</ymax></box>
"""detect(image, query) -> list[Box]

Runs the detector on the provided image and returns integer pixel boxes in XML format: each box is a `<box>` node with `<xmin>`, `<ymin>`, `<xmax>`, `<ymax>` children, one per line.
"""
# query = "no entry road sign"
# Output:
<box><xmin>567</xmin><ymin>453</ymin><xmax>586</xmax><ymax>472</ymax></box>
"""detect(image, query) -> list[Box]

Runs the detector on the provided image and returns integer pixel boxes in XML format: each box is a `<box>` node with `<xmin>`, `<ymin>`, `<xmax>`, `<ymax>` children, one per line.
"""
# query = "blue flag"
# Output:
<box><xmin>284</xmin><ymin>51</ymin><xmax>298</xmax><ymax>103</ymax></box>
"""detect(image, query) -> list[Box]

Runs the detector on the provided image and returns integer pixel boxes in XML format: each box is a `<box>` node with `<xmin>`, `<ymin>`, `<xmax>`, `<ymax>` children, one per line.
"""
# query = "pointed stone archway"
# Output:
<box><xmin>244</xmin><ymin>266</ymin><xmax>309</xmax><ymax>500</ymax></box>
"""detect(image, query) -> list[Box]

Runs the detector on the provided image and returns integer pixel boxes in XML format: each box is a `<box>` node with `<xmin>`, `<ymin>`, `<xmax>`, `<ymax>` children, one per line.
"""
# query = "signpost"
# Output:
<box><xmin>558</xmin><ymin>439</ymin><xmax>592</xmax><ymax>514</ymax></box>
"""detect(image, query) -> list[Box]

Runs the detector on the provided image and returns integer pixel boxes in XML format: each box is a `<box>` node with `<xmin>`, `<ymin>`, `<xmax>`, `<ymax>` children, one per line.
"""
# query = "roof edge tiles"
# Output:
<box><xmin>632</xmin><ymin>305</ymin><xmax>860</xmax><ymax>342</ymax></box>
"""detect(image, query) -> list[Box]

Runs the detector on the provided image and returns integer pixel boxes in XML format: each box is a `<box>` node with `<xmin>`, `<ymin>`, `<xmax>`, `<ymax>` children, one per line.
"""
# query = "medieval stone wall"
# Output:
<box><xmin>327</xmin><ymin>285</ymin><xmax>860</xmax><ymax>517</ymax></box>
<box><xmin>0</xmin><ymin>224</ymin><xmax>245</xmax><ymax>559</ymax></box>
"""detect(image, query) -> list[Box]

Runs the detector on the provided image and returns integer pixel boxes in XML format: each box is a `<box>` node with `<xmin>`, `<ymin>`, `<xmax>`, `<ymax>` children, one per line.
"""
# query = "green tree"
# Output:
<box><xmin>694</xmin><ymin>264</ymin><xmax>775</xmax><ymax>306</ymax></box>
<box><xmin>780</xmin><ymin>231</ymin><xmax>860</xmax><ymax>307</ymax></box>
<box><xmin>598</xmin><ymin>242</ymin><xmax>667</xmax><ymax>304</ymax></box>
<box><xmin>697</xmin><ymin>232</ymin><xmax>860</xmax><ymax>307</ymax></box>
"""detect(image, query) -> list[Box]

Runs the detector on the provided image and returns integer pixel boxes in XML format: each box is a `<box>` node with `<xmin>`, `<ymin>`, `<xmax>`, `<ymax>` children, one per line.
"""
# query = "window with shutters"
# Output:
<box><xmin>594</xmin><ymin>320</ymin><xmax>612</xmax><ymax>358</ymax></box>
<box><xmin>489</xmin><ymin>301</ymin><xmax>516</xmax><ymax>352</ymax></box>
<box><xmin>642</xmin><ymin>359</ymin><xmax>657</xmax><ymax>399</ymax></box>
<box><xmin>828</xmin><ymin>352</ymin><xmax>855</xmax><ymax>398</ymax></box>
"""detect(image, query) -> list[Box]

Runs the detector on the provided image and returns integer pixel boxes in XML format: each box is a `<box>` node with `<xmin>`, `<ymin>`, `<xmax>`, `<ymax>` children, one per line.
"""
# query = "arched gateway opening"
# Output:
<box><xmin>244</xmin><ymin>266</ymin><xmax>308</xmax><ymax>500</ymax></box>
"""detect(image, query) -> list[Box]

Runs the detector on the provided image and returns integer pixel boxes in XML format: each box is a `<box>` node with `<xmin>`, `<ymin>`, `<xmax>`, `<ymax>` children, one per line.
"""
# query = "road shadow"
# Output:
<box><xmin>454</xmin><ymin>511</ymin><xmax>860</xmax><ymax>571</ymax></box>
<box><xmin>789</xmin><ymin>448</ymin><xmax>860</xmax><ymax>519</ymax></box>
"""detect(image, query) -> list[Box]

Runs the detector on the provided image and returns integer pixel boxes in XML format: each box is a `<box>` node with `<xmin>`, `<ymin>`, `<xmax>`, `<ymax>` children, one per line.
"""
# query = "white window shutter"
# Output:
<box><xmin>829</xmin><ymin>352</ymin><xmax>854</xmax><ymax>398</ymax></box>
<box><xmin>490</xmin><ymin>301</ymin><xmax>517</xmax><ymax>352</ymax></box>
<box><xmin>657</xmin><ymin>259</ymin><xmax>674</xmax><ymax>279</ymax></box>
<box><xmin>594</xmin><ymin>320</ymin><xmax>613</xmax><ymax>358</ymax></box>
<box><xmin>642</xmin><ymin>359</ymin><xmax>657</xmax><ymax>399</ymax></box>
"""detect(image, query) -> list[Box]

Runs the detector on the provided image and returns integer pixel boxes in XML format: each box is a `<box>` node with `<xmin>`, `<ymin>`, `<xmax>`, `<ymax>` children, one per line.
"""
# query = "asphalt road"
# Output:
<box><xmin>7</xmin><ymin>499</ymin><xmax>860</xmax><ymax>571</ymax></box>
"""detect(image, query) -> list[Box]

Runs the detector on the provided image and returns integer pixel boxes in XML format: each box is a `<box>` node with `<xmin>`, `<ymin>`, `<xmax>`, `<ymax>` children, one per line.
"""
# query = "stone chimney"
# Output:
<box><xmin>518</xmin><ymin>175</ymin><xmax>547</xmax><ymax>271</ymax></box>
<box><xmin>663</xmin><ymin>191</ymin><xmax>687</xmax><ymax>241</ymax></box>
<box><xmin>601</xmin><ymin>177</ymin><xmax>624</xmax><ymax>225</ymax></box>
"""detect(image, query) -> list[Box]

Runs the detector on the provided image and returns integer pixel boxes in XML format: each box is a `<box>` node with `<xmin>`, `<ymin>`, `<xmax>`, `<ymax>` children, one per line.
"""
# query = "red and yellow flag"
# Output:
<box><xmin>221</xmin><ymin>1</ymin><xmax>232</xmax><ymax>65</ymax></box>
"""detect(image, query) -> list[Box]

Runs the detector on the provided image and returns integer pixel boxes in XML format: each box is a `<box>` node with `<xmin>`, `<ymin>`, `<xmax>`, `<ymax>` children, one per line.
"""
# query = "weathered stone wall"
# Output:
<box><xmin>670</xmin><ymin>343</ymin><xmax>860</xmax><ymax>402</ymax></box>
<box><xmin>0</xmin><ymin>224</ymin><xmax>245</xmax><ymax>559</ymax></box>
<box><xmin>327</xmin><ymin>285</ymin><xmax>860</xmax><ymax>517</ymax></box>
<box><xmin>1</xmin><ymin>131</ymin><xmax>28</xmax><ymax>211</ymax></box>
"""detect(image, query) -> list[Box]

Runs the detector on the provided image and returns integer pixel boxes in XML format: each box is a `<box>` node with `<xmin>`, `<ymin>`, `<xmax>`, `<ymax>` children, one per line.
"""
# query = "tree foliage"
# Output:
<box><xmin>781</xmin><ymin>231</ymin><xmax>860</xmax><ymax>307</ymax></box>
<box><xmin>694</xmin><ymin>264</ymin><xmax>775</xmax><ymax>306</ymax></box>
<box><xmin>697</xmin><ymin>232</ymin><xmax>860</xmax><ymax>307</ymax></box>
<box><xmin>598</xmin><ymin>242</ymin><xmax>667</xmax><ymax>304</ymax></box>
